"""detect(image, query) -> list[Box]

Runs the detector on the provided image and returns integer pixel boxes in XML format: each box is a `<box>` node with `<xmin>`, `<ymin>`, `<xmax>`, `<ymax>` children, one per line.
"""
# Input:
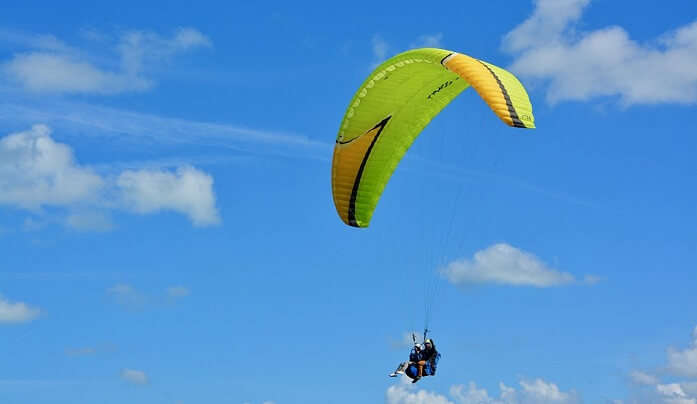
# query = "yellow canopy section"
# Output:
<box><xmin>332</xmin><ymin>48</ymin><xmax>535</xmax><ymax>228</ymax></box>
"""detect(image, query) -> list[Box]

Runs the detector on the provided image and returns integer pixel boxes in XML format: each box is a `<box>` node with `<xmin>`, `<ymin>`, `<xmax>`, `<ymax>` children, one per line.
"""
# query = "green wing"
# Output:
<box><xmin>331</xmin><ymin>48</ymin><xmax>535</xmax><ymax>227</ymax></box>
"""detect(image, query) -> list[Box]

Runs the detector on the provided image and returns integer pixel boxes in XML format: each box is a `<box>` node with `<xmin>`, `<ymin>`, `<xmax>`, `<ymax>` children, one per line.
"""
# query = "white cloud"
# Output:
<box><xmin>22</xmin><ymin>216</ymin><xmax>47</xmax><ymax>231</ymax></box>
<box><xmin>65</xmin><ymin>211</ymin><xmax>113</xmax><ymax>232</ymax></box>
<box><xmin>4</xmin><ymin>53</ymin><xmax>151</xmax><ymax>94</ymax></box>
<box><xmin>107</xmin><ymin>283</ymin><xmax>136</xmax><ymax>296</ymax></box>
<box><xmin>502</xmin><ymin>0</ymin><xmax>697</xmax><ymax>105</ymax></box>
<box><xmin>0</xmin><ymin>125</ymin><xmax>221</xmax><ymax>228</ymax></box>
<box><xmin>667</xmin><ymin>326</ymin><xmax>697</xmax><ymax>378</ymax></box>
<box><xmin>372</xmin><ymin>33</ymin><xmax>443</xmax><ymax>67</ymax></box>
<box><xmin>107</xmin><ymin>283</ymin><xmax>146</xmax><ymax>308</ymax></box>
<box><xmin>386</xmin><ymin>326</ymin><xmax>697</xmax><ymax>404</ymax></box>
<box><xmin>65</xmin><ymin>347</ymin><xmax>96</xmax><ymax>356</ymax></box>
<box><xmin>450</xmin><ymin>379</ymin><xmax>578</xmax><ymax>404</ymax></box>
<box><xmin>391</xmin><ymin>331</ymin><xmax>423</xmax><ymax>349</ymax></box>
<box><xmin>519</xmin><ymin>379</ymin><xmax>577</xmax><ymax>402</ymax></box>
<box><xmin>120</xmin><ymin>368</ymin><xmax>148</xmax><ymax>385</ymax></box>
<box><xmin>450</xmin><ymin>382</ymin><xmax>505</xmax><ymax>403</ymax></box>
<box><xmin>109</xmin><ymin>284</ymin><xmax>195</xmax><ymax>308</ymax></box>
<box><xmin>166</xmin><ymin>286</ymin><xmax>191</xmax><ymax>298</ymax></box>
<box><xmin>627</xmin><ymin>325</ymin><xmax>697</xmax><ymax>403</ymax></box>
<box><xmin>0</xmin><ymin>124</ymin><xmax>103</xmax><ymax>210</ymax></box>
<box><xmin>372</xmin><ymin>34</ymin><xmax>389</xmax><ymax>66</ymax></box>
<box><xmin>117</xmin><ymin>27</ymin><xmax>211</xmax><ymax>76</ymax></box>
<box><xmin>65</xmin><ymin>343</ymin><xmax>116</xmax><ymax>356</ymax></box>
<box><xmin>582</xmin><ymin>275</ymin><xmax>602</xmax><ymax>285</ymax></box>
<box><xmin>0</xmin><ymin>101</ymin><xmax>329</xmax><ymax>153</ymax></box>
<box><xmin>441</xmin><ymin>243</ymin><xmax>581</xmax><ymax>287</ymax></box>
<box><xmin>387</xmin><ymin>378</ymin><xmax>578</xmax><ymax>404</ymax></box>
<box><xmin>387</xmin><ymin>381</ymin><xmax>453</xmax><ymax>404</ymax></box>
<box><xmin>655</xmin><ymin>383</ymin><xmax>695</xmax><ymax>404</ymax></box>
<box><xmin>172</xmin><ymin>28</ymin><xmax>212</xmax><ymax>49</ymax></box>
<box><xmin>117</xmin><ymin>166</ymin><xmax>220</xmax><ymax>226</ymax></box>
<box><xmin>630</xmin><ymin>370</ymin><xmax>659</xmax><ymax>386</ymax></box>
<box><xmin>502</xmin><ymin>0</ymin><xmax>589</xmax><ymax>54</ymax></box>
<box><xmin>0</xmin><ymin>294</ymin><xmax>40</xmax><ymax>323</ymax></box>
<box><xmin>0</xmin><ymin>29</ymin><xmax>76</xmax><ymax>53</ymax></box>
<box><xmin>684</xmin><ymin>383</ymin><xmax>697</xmax><ymax>398</ymax></box>
<box><xmin>411</xmin><ymin>34</ymin><xmax>444</xmax><ymax>49</ymax></box>
<box><xmin>3</xmin><ymin>27</ymin><xmax>210</xmax><ymax>95</ymax></box>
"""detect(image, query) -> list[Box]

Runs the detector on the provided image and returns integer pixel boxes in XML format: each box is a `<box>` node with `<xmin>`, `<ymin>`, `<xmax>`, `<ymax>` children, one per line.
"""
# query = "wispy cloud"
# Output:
<box><xmin>0</xmin><ymin>28</ymin><xmax>77</xmax><ymax>54</ymax></box>
<box><xmin>107</xmin><ymin>283</ymin><xmax>147</xmax><ymax>309</ymax></box>
<box><xmin>0</xmin><ymin>28</ymin><xmax>308</xmax><ymax>175</ymax></box>
<box><xmin>371</xmin><ymin>34</ymin><xmax>389</xmax><ymax>67</ymax></box>
<box><xmin>166</xmin><ymin>286</ymin><xmax>191</xmax><ymax>298</ymax></box>
<box><xmin>23</xmin><ymin>216</ymin><xmax>47</xmax><ymax>232</ymax></box>
<box><xmin>0</xmin><ymin>101</ymin><xmax>330</xmax><ymax>160</ymax></box>
<box><xmin>410</xmin><ymin>33</ymin><xmax>443</xmax><ymax>49</ymax></box>
<box><xmin>389</xmin><ymin>330</ymin><xmax>423</xmax><ymax>350</ymax></box>
<box><xmin>630</xmin><ymin>370</ymin><xmax>658</xmax><ymax>386</ymax></box>
<box><xmin>440</xmin><ymin>243</ymin><xmax>592</xmax><ymax>288</ymax></box>
<box><xmin>401</xmin><ymin>154</ymin><xmax>601</xmax><ymax>209</ymax></box>
<box><xmin>117</xmin><ymin>27</ymin><xmax>211</xmax><ymax>76</ymax></box>
<box><xmin>0</xmin><ymin>271</ymin><xmax>122</xmax><ymax>281</ymax></box>
<box><xmin>4</xmin><ymin>53</ymin><xmax>151</xmax><ymax>94</ymax></box>
<box><xmin>2</xmin><ymin>27</ymin><xmax>211</xmax><ymax>94</ymax></box>
<box><xmin>0</xmin><ymin>125</ymin><xmax>221</xmax><ymax>228</ymax></box>
<box><xmin>108</xmin><ymin>283</ymin><xmax>192</xmax><ymax>309</ymax></box>
<box><xmin>65</xmin><ymin>343</ymin><xmax>117</xmax><ymax>357</ymax></box>
<box><xmin>0</xmin><ymin>379</ymin><xmax>80</xmax><ymax>386</ymax></box>
<box><xmin>0</xmin><ymin>294</ymin><xmax>41</xmax><ymax>324</ymax></box>
<box><xmin>120</xmin><ymin>368</ymin><xmax>148</xmax><ymax>385</ymax></box>
<box><xmin>64</xmin><ymin>347</ymin><xmax>97</xmax><ymax>356</ymax></box>
<box><xmin>371</xmin><ymin>33</ymin><xmax>445</xmax><ymax>68</ymax></box>
<box><xmin>502</xmin><ymin>0</ymin><xmax>697</xmax><ymax>105</ymax></box>
<box><xmin>64</xmin><ymin>211</ymin><xmax>114</xmax><ymax>232</ymax></box>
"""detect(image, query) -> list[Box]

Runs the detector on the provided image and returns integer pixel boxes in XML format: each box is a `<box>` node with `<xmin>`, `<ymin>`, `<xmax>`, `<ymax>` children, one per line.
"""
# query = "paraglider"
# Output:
<box><xmin>331</xmin><ymin>48</ymin><xmax>535</xmax><ymax>228</ymax></box>
<box><xmin>332</xmin><ymin>48</ymin><xmax>535</xmax><ymax>382</ymax></box>
<box><xmin>389</xmin><ymin>333</ymin><xmax>441</xmax><ymax>383</ymax></box>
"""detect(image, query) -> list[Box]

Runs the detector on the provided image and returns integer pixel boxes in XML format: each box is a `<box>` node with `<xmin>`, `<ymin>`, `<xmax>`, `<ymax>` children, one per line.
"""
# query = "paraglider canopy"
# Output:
<box><xmin>331</xmin><ymin>48</ymin><xmax>535</xmax><ymax>228</ymax></box>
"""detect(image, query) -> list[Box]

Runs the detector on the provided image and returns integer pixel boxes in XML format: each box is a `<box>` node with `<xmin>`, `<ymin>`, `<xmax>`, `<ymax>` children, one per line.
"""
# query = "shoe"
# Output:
<box><xmin>389</xmin><ymin>372</ymin><xmax>398</xmax><ymax>377</ymax></box>
<box><xmin>411</xmin><ymin>376</ymin><xmax>421</xmax><ymax>383</ymax></box>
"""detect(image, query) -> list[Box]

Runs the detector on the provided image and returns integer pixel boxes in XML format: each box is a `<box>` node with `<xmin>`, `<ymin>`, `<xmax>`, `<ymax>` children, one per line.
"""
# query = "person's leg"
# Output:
<box><xmin>406</xmin><ymin>363</ymin><xmax>419</xmax><ymax>380</ymax></box>
<box><xmin>390</xmin><ymin>362</ymin><xmax>408</xmax><ymax>377</ymax></box>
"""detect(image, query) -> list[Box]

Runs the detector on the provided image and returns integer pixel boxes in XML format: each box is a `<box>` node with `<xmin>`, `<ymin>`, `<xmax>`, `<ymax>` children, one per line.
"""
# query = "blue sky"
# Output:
<box><xmin>0</xmin><ymin>0</ymin><xmax>696</xmax><ymax>403</ymax></box>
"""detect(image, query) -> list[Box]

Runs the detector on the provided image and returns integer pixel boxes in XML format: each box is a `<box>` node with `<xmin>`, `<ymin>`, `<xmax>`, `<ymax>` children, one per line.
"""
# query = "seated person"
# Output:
<box><xmin>390</xmin><ymin>339</ymin><xmax>441</xmax><ymax>383</ymax></box>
